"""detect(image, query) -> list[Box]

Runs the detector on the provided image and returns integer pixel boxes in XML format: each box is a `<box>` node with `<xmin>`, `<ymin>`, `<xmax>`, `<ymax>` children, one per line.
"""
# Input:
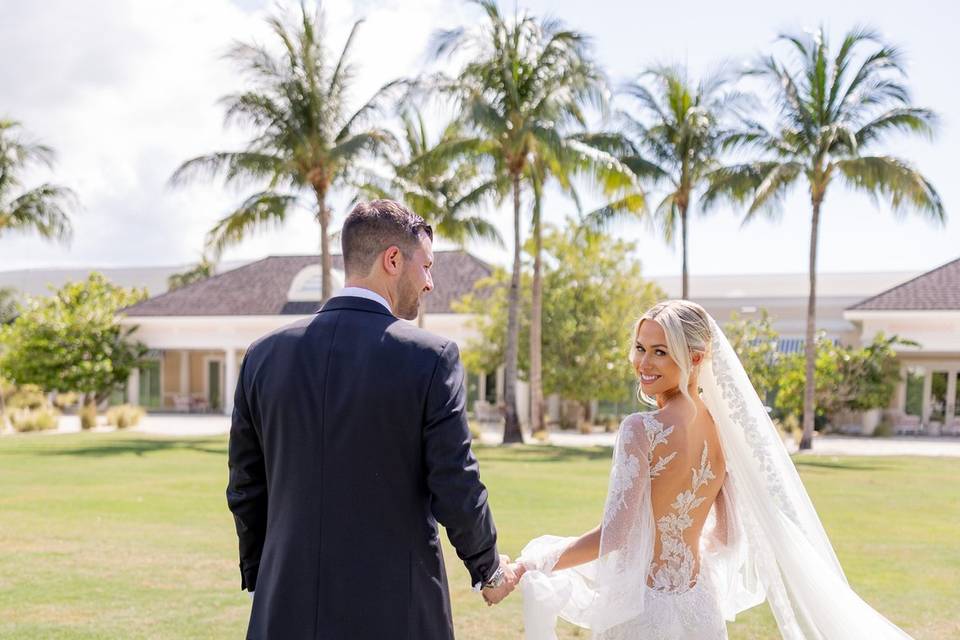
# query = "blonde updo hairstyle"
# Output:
<box><xmin>631</xmin><ymin>300</ymin><xmax>713</xmax><ymax>408</ymax></box>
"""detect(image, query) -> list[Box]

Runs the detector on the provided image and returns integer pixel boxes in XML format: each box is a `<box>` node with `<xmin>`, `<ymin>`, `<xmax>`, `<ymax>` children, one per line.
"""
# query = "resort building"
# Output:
<box><xmin>4</xmin><ymin>254</ymin><xmax>957</xmax><ymax>434</ymax></box>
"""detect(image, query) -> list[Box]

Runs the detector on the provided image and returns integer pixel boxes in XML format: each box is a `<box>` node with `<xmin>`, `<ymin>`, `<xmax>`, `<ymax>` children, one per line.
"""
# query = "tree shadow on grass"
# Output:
<box><xmin>793</xmin><ymin>457</ymin><xmax>885</xmax><ymax>472</ymax></box>
<box><xmin>474</xmin><ymin>444</ymin><xmax>612</xmax><ymax>464</ymax></box>
<box><xmin>24</xmin><ymin>436</ymin><xmax>227</xmax><ymax>458</ymax></box>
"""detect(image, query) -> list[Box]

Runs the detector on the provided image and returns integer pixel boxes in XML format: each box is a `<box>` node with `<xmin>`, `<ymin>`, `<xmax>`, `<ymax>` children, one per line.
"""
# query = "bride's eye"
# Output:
<box><xmin>655</xmin><ymin>349</ymin><xmax>667</xmax><ymax>356</ymax></box>
<box><xmin>635</xmin><ymin>344</ymin><xmax>644</xmax><ymax>352</ymax></box>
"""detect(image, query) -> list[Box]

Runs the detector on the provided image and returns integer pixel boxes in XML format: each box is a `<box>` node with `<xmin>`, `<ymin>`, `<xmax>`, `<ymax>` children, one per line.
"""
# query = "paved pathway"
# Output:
<box><xmin>28</xmin><ymin>415</ymin><xmax>960</xmax><ymax>457</ymax></box>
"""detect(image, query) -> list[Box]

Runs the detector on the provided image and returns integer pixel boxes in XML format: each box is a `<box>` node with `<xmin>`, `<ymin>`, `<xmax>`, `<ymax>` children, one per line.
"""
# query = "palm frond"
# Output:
<box><xmin>205</xmin><ymin>191</ymin><xmax>298</xmax><ymax>257</ymax></box>
<box><xmin>2</xmin><ymin>183</ymin><xmax>76</xmax><ymax>242</ymax></box>
<box><xmin>837</xmin><ymin>155</ymin><xmax>945</xmax><ymax>222</ymax></box>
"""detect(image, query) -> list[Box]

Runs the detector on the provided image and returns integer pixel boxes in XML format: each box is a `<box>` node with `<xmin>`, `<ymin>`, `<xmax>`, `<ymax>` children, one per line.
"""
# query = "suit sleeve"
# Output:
<box><xmin>423</xmin><ymin>341</ymin><xmax>499</xmax><ymax>587</ymax></box>
<box><xmin>226</xmin><ymin>354</ymin><xmax>268</xmax><ymax>591</ymax></box>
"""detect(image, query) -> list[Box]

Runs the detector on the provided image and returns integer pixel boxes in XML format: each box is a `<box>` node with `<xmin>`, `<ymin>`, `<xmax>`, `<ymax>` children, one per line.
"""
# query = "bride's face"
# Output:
<box><xmin>632</xmin><ymin>319</ymin><xmax>682</xmax><ymax>396</ymax></box>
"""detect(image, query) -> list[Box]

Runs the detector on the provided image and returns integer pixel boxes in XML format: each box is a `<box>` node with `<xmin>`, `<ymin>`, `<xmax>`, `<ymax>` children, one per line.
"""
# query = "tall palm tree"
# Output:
<box><xmin>357</xmin><ymin>107</ymin><xmax>504</xmax><ymax>327</ymax></box>
<box><xmin>588</xmin><ymin>66</ymin><xmax>745</xmax><ymax>298</ymax></box>
<box><xmin>0</xmin><ymin>120</ymin><xmax>74</xmax><ymax>243</ymax></box>
<box><xmin>170</xmin><ymin>4</ymin><xmax>397</xmax><ymax>302</ymax></box>
<box><xmin>360</xmin><ymin>108</ymin><xmax>503</xmax><ymax>247</ymax></box>
<box><xmin>704</xmin><ymin>26</ymin><xmax>944</xmax><ymax>449</ymax></box>
<box><xmin>427</xmin><ymin>0</ymin><xmax>621</xmax><ymax>443</ymax></box>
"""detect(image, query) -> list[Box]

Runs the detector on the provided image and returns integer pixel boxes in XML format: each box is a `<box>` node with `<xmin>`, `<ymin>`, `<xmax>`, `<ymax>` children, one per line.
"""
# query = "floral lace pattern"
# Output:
<box><xmin>641</xmin><ymin>413</ymin><xmax>717</xmax><ymax>593</ymax></box>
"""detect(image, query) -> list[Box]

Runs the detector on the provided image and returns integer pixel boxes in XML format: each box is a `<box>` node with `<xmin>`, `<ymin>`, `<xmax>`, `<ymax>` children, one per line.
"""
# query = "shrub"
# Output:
<box><xmin>578</xmin><ymin>422</ymin><xmax>594</xmax><ymax>435</ymax></box>
<box><xmin>52</xmin><ymin>392</ymin><xmax>79</xmax><ymax>411</ymax></box>
<box><xmin>603</xmin><ymin>415</ymin><xmax>620</xmax><ymax>433</ymax></box>
<box><xmin>106</xmin><ymin>404</ymin><xmax>145</xmax><ymax>429</ymax></box>
<box><xmin>6</xmin><ymin>384</ymin><xmax>46</xmax><ymax>410</ymax></box>
<box><xmin>467</xmin><ymin>421</ymin><xmax>482</xmax><ymax>441</ymax></box>
<box><xmin>873</xmin><ymin>418</ymin><xmax>893</xmax><ymax>438</ymax></box>
<box><xmin>8</xmin><ymin>407</ymin><xmax>59</xmax><ymax>432</ymax></box>
<box><xmin>532</xmin><ymin>429</ymin><xmax>549</xmax><ymax>442</ymax></box>
<box><xmin>79</xmin><ymin>404</ymin><xmax>98</xmax><ymax>430</ymax></box>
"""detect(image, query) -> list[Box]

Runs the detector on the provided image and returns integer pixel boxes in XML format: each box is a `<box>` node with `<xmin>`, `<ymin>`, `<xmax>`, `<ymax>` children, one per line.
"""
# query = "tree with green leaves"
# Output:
<box><xmin>167</xmin><ymin>256</ymin><xmax>216</xmax><ymax>291</ymax></box>
<box><xmin>170</xmin><ymin>3</ymin><xmax>398</xmax><ymax>302</ymax></box>
<box><xmin>587</xmin><ymin>65</ymin><xmax>745</xmax><ymax>298</ymax></box>
<box><xmin>723</xmin><ymin>309</ymin><xmax>783</xmax><ymax>405</ymax></box>
<box><xmin>0</xmin><ymin>120</ymin><xmax>75</xmax><ymax>243</ymax></box>
<box><xmin>705</xmin><ymin>26</ymin><xmax>944</xmax><ymax>449</ymax></box>
<box><xmin>427</xmin><ymin>0</ymin><xmax>627</xmax><ymax>442</ymax></box>
<box><xmin>0</xmin><ymin>288</ymin><xmax>18</xmax><ymax>324</ymax></box>
<box><xmin>455</xmin><ymin>219</ymin><xmax>662</xmax><ymax>424</ymax></box>
<box><xmin>0</xmin><ymin>274</ymin><xmax>147</xmax><ymax>410</ymax></box>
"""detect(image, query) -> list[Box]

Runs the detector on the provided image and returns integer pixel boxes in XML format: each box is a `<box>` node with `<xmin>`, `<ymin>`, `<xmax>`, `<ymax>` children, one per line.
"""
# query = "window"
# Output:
<box><xmin>904</xmin><ymin>367</ymin><xmax>924</xmax><ymax>417</ymax></box>
<box><xmin>930</xmin><ymin>372</ymin><xmax>948</xmax><ymax>422</ymax></box>
<box><xmin>139</xmin><ymin>360</ymin><xmax>162</xmax><ymax>409</ymax></box>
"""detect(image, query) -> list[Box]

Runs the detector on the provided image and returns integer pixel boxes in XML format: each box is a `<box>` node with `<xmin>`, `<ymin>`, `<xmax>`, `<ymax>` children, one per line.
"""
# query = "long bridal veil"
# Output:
<box><xmin>518</xmin><ymin>315</ymin><xmax>913</xmax><ymax>640</ymax></box>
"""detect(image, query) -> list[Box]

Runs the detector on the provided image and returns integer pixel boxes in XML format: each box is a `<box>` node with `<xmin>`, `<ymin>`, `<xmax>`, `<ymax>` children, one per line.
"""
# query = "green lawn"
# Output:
<box><xmin>0</xmin><ymin>433</ymin><xmax>957</xmax><ymax>639</ymax></box>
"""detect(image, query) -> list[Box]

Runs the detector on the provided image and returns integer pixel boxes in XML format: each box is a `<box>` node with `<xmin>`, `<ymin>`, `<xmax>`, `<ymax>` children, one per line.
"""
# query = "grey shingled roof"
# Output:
<box><xmin>123</xmin><ymin>251</ymin><xmax>493</xmax><ymax>316</ymax></box>
<box><xmin>848</xmin><ymin>257</ymin><xmax>960</xmax><ymax>311</ymax></box>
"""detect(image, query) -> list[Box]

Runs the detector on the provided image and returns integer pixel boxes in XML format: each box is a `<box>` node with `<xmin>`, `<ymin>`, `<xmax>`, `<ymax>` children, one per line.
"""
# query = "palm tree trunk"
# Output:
<box><xmin>681</xmin><ymin>203</ymin><xmax>689</xmax><ymax>299</ymax></box>
<box><xmin>530</xmin><ymin>201</ymin><xmax>544</xmax><ymax>434</ymax></box>
<box><xmin>799</xmin><ymin>198</ymin><xmax>821</xmax><ymax>450</ymax></box>
<box><xmin>502</xmin><ymin>174</ymin><xmax>524</xmax><ymax>444</ymax></box>
<box><xmin>314</xmin><ymin>185</ymin><xmax>332</xmax><ymax>303</ymax></box>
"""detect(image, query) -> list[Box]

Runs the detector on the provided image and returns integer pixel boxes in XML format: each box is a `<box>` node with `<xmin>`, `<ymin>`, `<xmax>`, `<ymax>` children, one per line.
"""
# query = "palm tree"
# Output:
<box><xmin>170</xmin><ymin>4</ymin><xmax>397</xmax><ymax>302</ymax></box>
<box><xmin>704</xmin><ymin>26</ymin><xmax>945</xmax><ymax>449</ymax></box>
<box><xmin>0</xmin><ymin>120</ymin><xmax>74</xmax><ymax>243</ymax></box>
<box><xmin>588</xmin><ymin>66</ymin><xmax>745</xmax><ymax>298</ymax></box>
<box><xmin>357</xmin><ymin>107</ymin><xmax>504</xmax><ymax>327</ymax></box>
<box><xmin>360</xmin><ymin>108</ymin><xmax>503</xmax><ymax>247</ymax></box>
<box><xmin>427</xmin><ymin>0</ymin><xmax>620</xmax><ymax>443</ymax></box>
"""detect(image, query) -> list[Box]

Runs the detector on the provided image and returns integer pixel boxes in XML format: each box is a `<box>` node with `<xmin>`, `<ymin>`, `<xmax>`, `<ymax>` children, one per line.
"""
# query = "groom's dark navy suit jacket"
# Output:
<box><xmin>227</xmin><ymin>296</ymin><xmax>499</xmax><ymax>640</ymax></box>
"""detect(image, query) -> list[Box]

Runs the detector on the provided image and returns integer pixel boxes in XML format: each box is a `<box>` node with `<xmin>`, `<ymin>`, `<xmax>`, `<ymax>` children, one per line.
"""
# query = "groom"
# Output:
<box><xmin>227</xmin><ymin>199</ymin><xmax>522</xmax><ymax>639</ymax></box>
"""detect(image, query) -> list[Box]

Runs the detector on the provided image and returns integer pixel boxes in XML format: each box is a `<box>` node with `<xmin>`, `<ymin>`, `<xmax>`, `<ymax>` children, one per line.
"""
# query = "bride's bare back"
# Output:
<box><xmin>634</xmin><ymin>400</ymin><xmax>726</xmax><ymax>591</ymax></box>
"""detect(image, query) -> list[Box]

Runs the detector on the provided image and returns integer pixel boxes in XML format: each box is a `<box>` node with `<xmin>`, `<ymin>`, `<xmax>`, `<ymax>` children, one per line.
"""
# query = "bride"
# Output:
<box><xmin>514</xmin><ymin>300</ymin><xmax>912</xmax><ymax>639</ymax></box>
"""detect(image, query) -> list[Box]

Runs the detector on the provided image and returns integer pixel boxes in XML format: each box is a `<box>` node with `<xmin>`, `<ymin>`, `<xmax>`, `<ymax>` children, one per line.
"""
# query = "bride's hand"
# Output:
<box><xmin>482</xmin><ymin>560</ymin><xmax>527</xmax><ymax>606</ymax></box>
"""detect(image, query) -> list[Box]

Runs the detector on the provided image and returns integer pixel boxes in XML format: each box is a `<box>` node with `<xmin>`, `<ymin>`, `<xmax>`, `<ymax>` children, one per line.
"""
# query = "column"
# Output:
<box><xmin>921</xmin><ymin>371</ymin><xmax>933</xmax><ymax>426</ymax></box>
<box><xmin>476</xmin><ymin>373</ymin><xmax>486</xmax><ymax>406</ymax></box>
<box><xmin>946</xmin><ymin>371</ymin><xmax>958</xmax><ymax>421</ymax></box>
<box><xmin>127</xmin><ymin>368</ymin><xmax>140</xmax><ymax>406</ymax></box>
<box><xmin>224</xmin><ymin>347</ymin><xmax>238</xmax><ymax>416</ymax></box>
<box><xmin>180</xmin><ymin>350</ymin><xmax>189</xmax><ymax>395</ymax></box>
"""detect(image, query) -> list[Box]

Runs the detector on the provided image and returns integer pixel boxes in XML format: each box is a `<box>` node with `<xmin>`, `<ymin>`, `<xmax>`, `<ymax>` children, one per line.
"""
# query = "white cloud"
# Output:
<box><xmin>0</xmin><ymin>0</ymin><xmax>957</xmax><ymax>277</ymax></box>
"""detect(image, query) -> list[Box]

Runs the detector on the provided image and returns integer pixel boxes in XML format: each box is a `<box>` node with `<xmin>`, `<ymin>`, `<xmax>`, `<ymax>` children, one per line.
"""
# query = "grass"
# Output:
<box><xmin>0</xmin><ymin>433</ymin><xmax>957</xmax><ymax>639</ymax></box>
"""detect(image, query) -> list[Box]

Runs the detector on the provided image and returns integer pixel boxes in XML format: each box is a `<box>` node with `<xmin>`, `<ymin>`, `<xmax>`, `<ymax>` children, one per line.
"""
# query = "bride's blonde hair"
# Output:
<box><xmin>631</xmin><ymin>299</ymin><xmax>713</xmax><ymax>408</ymax></box>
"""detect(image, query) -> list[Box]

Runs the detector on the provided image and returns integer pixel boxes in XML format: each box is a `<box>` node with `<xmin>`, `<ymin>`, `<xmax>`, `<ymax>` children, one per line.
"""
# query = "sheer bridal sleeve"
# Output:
<box><xmin>518</xmin><ymin>414</ymin><xmax>656</xmax><ymax>639</ymax></box>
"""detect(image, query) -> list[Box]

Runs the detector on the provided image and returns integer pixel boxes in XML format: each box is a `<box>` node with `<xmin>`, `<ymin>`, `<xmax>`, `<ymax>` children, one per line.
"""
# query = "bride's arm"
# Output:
<box><xmin>550</xmin><ymin>524</ymin><xmax>601</xmax><ymax>571</ymax></box>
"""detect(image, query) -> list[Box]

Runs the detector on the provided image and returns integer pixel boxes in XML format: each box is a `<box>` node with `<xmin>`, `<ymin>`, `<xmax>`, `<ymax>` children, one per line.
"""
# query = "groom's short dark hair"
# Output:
<box><xmin>341</xmin><ymin>200</ymin><xmax>433</xmax><ymax>277</ymax></box>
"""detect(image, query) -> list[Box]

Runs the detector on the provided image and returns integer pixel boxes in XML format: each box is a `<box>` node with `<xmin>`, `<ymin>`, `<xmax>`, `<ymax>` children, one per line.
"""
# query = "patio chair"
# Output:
<box><xmin>891</xmin><ymin>411</ymin><xmax>921</xmax><ymax>436</ymax></box>
<box><xmin>943</xmin><ymin>418</ymin><xmax>960</xmax><ymax>437</ymax></box>
<box><xmin>172</xmin><ymin>393</ymin><xmax>191</xmax><ymax>413</ymax></box>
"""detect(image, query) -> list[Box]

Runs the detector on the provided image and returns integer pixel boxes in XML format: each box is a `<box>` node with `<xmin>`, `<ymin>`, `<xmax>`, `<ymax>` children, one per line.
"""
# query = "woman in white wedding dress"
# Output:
<box><xmin>517</xmin><ymin>300</ymin><xmax>913</xmax><ymax>640</ymax></box>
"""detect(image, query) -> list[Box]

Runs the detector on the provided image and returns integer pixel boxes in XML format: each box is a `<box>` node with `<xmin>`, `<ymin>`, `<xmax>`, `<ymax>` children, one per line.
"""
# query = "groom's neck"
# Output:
<box><xmin>344</xmin><ymin>277</ymin><xmax>395</xmax><ymax>312</ymax></box>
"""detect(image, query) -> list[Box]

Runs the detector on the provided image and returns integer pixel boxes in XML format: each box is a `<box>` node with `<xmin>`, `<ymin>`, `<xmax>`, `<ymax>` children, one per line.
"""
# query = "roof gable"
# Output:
<box><xmin>122</xmin><ymin>251</ymin><xmax>492</xmax><ymax>317</ymax></box>
<box><xmin>848</xmin><ymin>257</ymin><xmax>960</xmax><ymax>311</ymax></box>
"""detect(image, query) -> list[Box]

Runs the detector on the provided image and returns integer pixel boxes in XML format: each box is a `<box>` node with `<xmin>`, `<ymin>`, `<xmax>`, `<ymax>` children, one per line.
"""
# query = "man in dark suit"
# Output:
<box><xmin>227</xmin><ymin>199</ymin><xmax>522</xmax><ymax>639</ymax></box>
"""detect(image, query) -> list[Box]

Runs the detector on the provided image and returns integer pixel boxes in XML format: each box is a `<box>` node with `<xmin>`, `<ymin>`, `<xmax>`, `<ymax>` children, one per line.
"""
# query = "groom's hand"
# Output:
<box><xmin>482</xmin><ymin>555</ymin><xmax>526</xmax><ymax>606</ymax></box>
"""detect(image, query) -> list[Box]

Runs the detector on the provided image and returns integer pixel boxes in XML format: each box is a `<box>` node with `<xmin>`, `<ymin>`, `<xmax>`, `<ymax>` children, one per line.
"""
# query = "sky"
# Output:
<box><xmin>0</xmin><ymin>0</ymin><xmax>957</xmax><ymax>278</ymax></box>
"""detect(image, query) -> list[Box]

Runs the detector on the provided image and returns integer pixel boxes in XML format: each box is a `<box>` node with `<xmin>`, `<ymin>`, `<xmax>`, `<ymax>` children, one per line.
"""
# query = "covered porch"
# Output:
<box><xmin>126</xmin><ymin>347</ymin><xmax>244</xmax><ymax>416</ymax></box>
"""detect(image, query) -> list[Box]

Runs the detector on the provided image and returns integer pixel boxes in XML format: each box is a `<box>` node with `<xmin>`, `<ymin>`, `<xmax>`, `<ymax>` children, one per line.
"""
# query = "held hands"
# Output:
<box><xmin>481</xmin><ymin>554</ymin><xmax>527</xmax><ymax>607</ymax></box>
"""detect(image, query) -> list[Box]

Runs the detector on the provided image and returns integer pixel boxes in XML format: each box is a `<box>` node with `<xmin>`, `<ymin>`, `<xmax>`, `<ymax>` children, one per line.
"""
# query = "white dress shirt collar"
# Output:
<box><xmin>334</xmin><ymin>286</ymin><xmax>393</xmax><ymax>314</ymax></box>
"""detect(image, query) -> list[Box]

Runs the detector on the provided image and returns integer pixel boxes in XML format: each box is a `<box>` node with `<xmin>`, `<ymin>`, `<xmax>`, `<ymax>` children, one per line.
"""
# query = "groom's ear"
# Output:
<box><xmin>382</xmin><ymin>246</ymin><xmax>403</xmax><ymax>275</ymax></box>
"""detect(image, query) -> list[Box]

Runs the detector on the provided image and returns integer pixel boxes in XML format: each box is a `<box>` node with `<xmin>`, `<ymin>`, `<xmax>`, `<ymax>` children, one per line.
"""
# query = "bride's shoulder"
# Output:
<box><xmin>618</xmin><ymin>410</ymin><xmax>674</xmax><ymax>438</ymax></box>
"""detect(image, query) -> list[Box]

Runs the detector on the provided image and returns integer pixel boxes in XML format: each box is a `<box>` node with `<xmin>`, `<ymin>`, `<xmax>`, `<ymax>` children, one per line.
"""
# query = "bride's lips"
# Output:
<box><xmin>639</xmin><ymin>373</ymin><xmax>661</xmax><ymax>385</ymax></box>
